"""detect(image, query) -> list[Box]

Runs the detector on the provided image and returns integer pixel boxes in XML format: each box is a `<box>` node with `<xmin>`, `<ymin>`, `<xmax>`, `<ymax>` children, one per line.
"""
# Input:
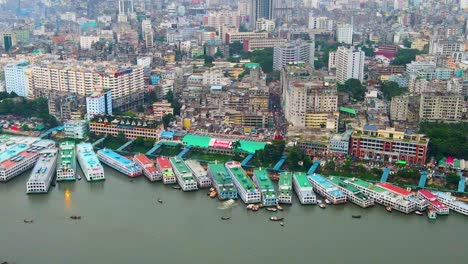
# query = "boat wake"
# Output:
<box><xmin>217</xmin><ymin>199</ymin><xmax>237</xmax><ymax>210</ymax></box>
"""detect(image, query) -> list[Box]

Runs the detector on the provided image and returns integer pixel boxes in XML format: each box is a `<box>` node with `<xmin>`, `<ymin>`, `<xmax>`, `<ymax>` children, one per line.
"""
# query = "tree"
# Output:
<box><xmin>251</xmin><ymin>48</ymin><xmax>273</xmax><ymax>73</ymax></box>
<box><xmin>117</xmin><ymin>131</ymin><xmax>126</xmax><ymax>141</ymax></box>
<box><xmin>204</xmin><ymin>55</ymin><xmax>214</xmax><ymax>67</ymax></box>
<box><xmin>21</xmin><ymin>124</ymin><xmax>29</xmax><ymax>131</ymax></box>
<box><xmin>402</xmin><ymin>38</ymin><xmax>412</xmax><ymax>48</ymax></box>
<box><xmin>136</xmin><ymin>105</ymin><xmax>145</xmax><ymax>113</ymax></box>
<box><xmin>446</xmin><ymin>173</ymin><xmax>460</xmax><ymax>187</ymax></box>
<box><xmin>392</xmin><ymin>48</ymin><xmax>423</xmax><ymax>65</ymax></box>
<box><xmin>124</xmin><ymin>111</ymin><xmax>137</xmax><ymax>117</ymax></box>
<box><xmin>214</xmin><ymin>49</ymin><xmax>224</xmax><ymax>58</ymax></box>
<box><xmin>229</xmin><ymin>41</ymin><xmax>244</xmax><ymax>56</ymax></box>
<box><xmin>419</xmin><ymin>122</ymin><xmax>468</xmax><ymax>160</ymax></box>
<box><xmin>134</xmin><ymin>136</ymin><xmax>145</xmax><ymax>146</ymax></box>
<box><xmin>337</xmin><ymin>79</ymin><xmax>367</xmax><ymax>101</ymax></box>
<box><xmin>231</xmin><ymin>140</ymin><xmax>241</xmax><ymax>152</ymax></box>
<box><xmin>380</xmin><ymin>81</ymin><xmax>407</xmax><ymax>100</ymax></box>
<box><xmin>144</xmin><ymin>138</ymin><xmax>155</xmax><ymax>148</ymax></box>
<box><xmin>162</xmin><ymin>113</ymin><xmax>174</xmax><ymax>129</ymax></box>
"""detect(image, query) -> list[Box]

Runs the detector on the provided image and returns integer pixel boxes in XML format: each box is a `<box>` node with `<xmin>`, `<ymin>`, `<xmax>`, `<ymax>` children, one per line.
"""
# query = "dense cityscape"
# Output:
<box><xmin>0</xmin><ymin>0</ymin><xmax>467</xmax><ymax>263</ymax></box>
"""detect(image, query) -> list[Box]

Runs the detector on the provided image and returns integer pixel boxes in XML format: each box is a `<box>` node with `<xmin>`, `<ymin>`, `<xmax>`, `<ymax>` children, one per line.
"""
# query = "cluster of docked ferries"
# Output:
<box><xmin>0</xmin><ymin>136</ymin><xmax>466</xmax><ymax>219</ymax></box>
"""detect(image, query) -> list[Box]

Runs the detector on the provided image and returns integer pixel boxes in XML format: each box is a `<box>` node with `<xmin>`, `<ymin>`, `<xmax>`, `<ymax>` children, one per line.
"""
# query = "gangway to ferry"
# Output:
<box><xmin>39</xmin><ymin>126</ymin><xmax>64</xmax><ymax>138</ymax></box>
<box><xmin>92</xmin><ymin>136</ymin><xmax>107</xmax><ymax>147</ymax></box>
<box><xmin>116</xmin><ymin>139</ymin><xmax>135</xmax><ymax>151</ymax></box>
<box><xmin>146</xmin><ymin>142</ymin><xmax>163</xmax><ymax>156</ymax></box>
<box><xmin>272</xmin><ymin>154</ymin><xmax>288</xmax><ymax>171</ymax></box>
<box><xmin>307</xmin><ymin>160</ymin><xmax>321</xmax><ymax>175</ymax></box>
<box><xmin>458</xmin><ymin>174</ymin><xmax>466</xmax><ymax>193</ymax></box>
<box><xmin>418</xmin><ymin>171</ymin><xmax>428</xmax><ymax>188</ymax></box>
<box><xmin>380</xmin><ymin>167</ymin><xmax>391</xmax><ymax>183</ymax></box>
<box><xmin>177</xmin><ymin>146</ymin><xmax>192</xmax><ymax>159</ymax></box>
<box><xmin>241</xmin><ymin>153</ymin><xmax>254</xmax><ymax>167</ymax></box>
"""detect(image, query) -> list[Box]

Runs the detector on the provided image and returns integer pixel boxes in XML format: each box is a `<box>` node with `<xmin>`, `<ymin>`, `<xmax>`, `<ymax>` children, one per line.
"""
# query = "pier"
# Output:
<box><xmin>92</xmin><ymin>136</ymin><xmax>107</xmax><ymax>147</ymax></box>
<box><xmin>307</xmin><ymin>160</ymin><xmax>321</xmax><ymax>175</ymax></box>
<box><xmin>272</xmin><ymin>154</ymin><xmax>287</xmax><ymax>171</ymax></box>
<box><xmin>177</xmin><ymin>145</ymin><xmax>192</xmax><ymax>159</ymax></box>
<box><xmin>418</xmin><ymin>171</ymin><xmax>428</xmax><ymax>188</ymax></box>
<box><xmin>39</xmin><ymin>126</ymin><xmax>64</xmax><ymax>138</ymax></box>
<box><xmin>241</xmin><ymin>153</ymin><xmax>254</xmax><ymax>167</ymax></box>
<box><xmin>145</xmin><ymin>142</ymin><xmax>163</xmax><ymax>156</ymax></box>
<box><xmin>380</xmin><ymin>167</ymin><xmax>391</xmax><ymax>183</ymax></box>
<box><xmin>116</xmin><ymin>139</ymin><xmax>135</xmax><ymax>151</ymax></box>
<box><xmin>458</xmin><ymin>174</ymin><xmax>466</xmax><ymax>193</ymax></box>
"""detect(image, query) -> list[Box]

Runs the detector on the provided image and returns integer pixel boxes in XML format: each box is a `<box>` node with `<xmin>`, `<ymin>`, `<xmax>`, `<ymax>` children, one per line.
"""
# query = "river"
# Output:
<box><xmin>0</xmin><ymin>166</ymin><xmax>467</xmax><ymax>264</ymax></box>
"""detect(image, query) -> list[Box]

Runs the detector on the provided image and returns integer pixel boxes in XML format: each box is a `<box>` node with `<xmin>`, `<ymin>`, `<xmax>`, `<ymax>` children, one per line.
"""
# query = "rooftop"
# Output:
<box><xmin>98</xmin><ymin>149</ymin><xmax>133</xmax><ymax>166</ymax></box>
<box><xmin>253</xmin><ymin>169</ymin><xmax>275</xmax><ymax>191</ymax></box>
<box><xmin>185</xmin><ymin>159</ymin><xmax>207</xmax><ymax>177</ymax></box>
<box><xmin>170</xmin><ymin>157</ymin><xmax>194</xmax><ymax>180</ymax></box>
<box><xmin>348</xmin><ymin>178</ymin><xmax>386</xmax><ymax>193</ymax></box>
<box><xmin>28</xmin><ymin>150</ymin><xmax>58</xmax><ymax>182</ymax></box>
<box><xmin>156</xmin><ymin>157</ymin><xmax>172</xmax><ymax>169</ymax></box>
<box><xmin>378</xmin><ymin>182</ymin><xmax>411</xmax><ymax>197</ymax></box>
<box><xmin>0</xmin><ymin>144</ymin><xmax>29</xmax><ymax>163</ymax></box>
<box><xmin>293</xmin><ymin>172</ymin><xmax>313</xmax><ymax>189</ymax></box>
<box><xmin>76</xmin><ymin>143</ymin><xmax>103</xmax><ymax>171</ymax></box>
<box><xmin>226</xmin><ymin>162</ymin><xmax>258</xmax><ymax>192</ymax></box>
<box><xmin>208</xmin><ymin>163</ymin><xmax>235</xmax><ymax>188</ymax></box>
<box><xmin>329</xmin><ymin>177</ymin><xmax>368</xmax><ymax>200</ymax></box>
<box><xmin>58</xmin><ymin>141</ymin><xmax>76</xmax><ymax>170</ymax></box>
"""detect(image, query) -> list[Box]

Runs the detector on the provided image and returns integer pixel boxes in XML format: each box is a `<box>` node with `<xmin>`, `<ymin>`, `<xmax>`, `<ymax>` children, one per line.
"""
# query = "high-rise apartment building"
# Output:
<box><xmin>273</xmin><ymin>40</ymin><xmax>315</xmax><ymax>71</ymax></box>
<box><xmin>336</xmin><ymin>23</ymin><xmax>353</xmax><ymax>45</ymax></box>
<box><xmin>250</xmin><ymin>0</ymin><xmax>273</xmax><ymax>28</ymax></box>
<box><xmin>308</xmin><ymin>16</ymin><xmax>333</xmax><ymax>31</ymax></box>
<box><xmin>4</xmin><ymin>60</ymin><xmax>30</xmax><ymax>97</ymax></box>
<box><xmin>203</xmin><ymin>12</ymin><xmax>240</xmax><ymax>33</ymax></box>
<box><xmin>335</xmin><ymin>46</ymin><xmax>365</xmax><ymax>84</ymax></box>
<box><xmin>86</xmin><ymin>89</ymin><xmax>113</xmax><ymax>120</ymax></box>
<box><xmin>429</xmin><ymin>39</ymin><xmax>464</xmax><ymax>56</ymax></box>
<box><xmin>419</xmin><ymin>93</ymin><xmax>464</xmax><ymax>121</ymax></box>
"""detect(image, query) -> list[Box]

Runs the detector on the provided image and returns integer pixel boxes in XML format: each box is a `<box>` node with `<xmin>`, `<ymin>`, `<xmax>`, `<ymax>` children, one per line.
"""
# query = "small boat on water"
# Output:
<box><xmin>415</xmin><ymin>211</ymin><xmax>423</xmax><ymax>216</ymax></box>
<box><xmin>172</xmin><ymin>185</ymin><xmax>181</xmax><ymax>190</ymax></box>
<box><xmin>428</xmin><ymin>209</ymin><xmax>437</xmax><ymax>220</ymax></box>
<box><xmin>317</xmin><ymin>199</ymin><xmax>322</xmax><ymax>203</ymax></box>
<box><xmin>270</xmin><ymin>216</ymin><xmax>284</xmax><ymax>221</ymax></box>
<box><xmin>386</xmin><ymin>206</ymin><xmax>392</xmax><ymax>212</ymax></box>
<box><xmin>157</xmin><ymin>199</ymin><xmax>163</xmax><ymax>204</ymax></box>
<box><xmin>276</xmin><ymin>205</ymin><xmax>283</xmax><ymax>211</ymax></box>
<box><xmin>325</xmin><ymin>199</ymin><xmax>331</xmax><ymax>204</ymax></box>
<box><xmin>23</xmin><ymin>219</ymin><xmax>33</xmax><ymax>224</ymax></box>
<box><xmin>77</xmin><ymin>174</ymin><xmax>81</xmax><ymax>181</ymax></box>
<box><xmin>352</xmin><ymin>215</ymin><xmax>361</xmax><ymax>219</ymax></box>
<box><xmin>70</xmin><ymin>215</ymin><xmax>81</xmax><ymax>220</ymax></box>
<box><xmin>51</xmin><ymin>181</ymin><xmax>56</xmax><ymax>187</ymax></box>
<box><xmin>266</xmin><ymin>207</ymin><xmax>277</xmax><ymax>212</ymax></box>
<box><xmin>280</xmin><ymin>222</ymin><xmax>284</xmax><ymax>226</ymax></box>
<box><xmin>318</xmin><ymin>202</ymin><xmax>326</xmax><ymax>209</ymax></box>
<box><xmin>221</xmin><ymin>216</ymin><xmax>231</xmax><ymax>220</ymax></box>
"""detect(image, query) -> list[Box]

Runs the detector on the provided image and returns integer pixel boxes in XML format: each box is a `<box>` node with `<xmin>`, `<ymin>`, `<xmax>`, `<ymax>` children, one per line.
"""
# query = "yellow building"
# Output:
<box><xmin>411</xmin><ymin>39</ymin><xmax>428</xmax><ymax>51</ymax></box>
<box><xmin>304</xmin><ymin>112</ymin><xmax>339</xmax><ymax>131</ymax></box>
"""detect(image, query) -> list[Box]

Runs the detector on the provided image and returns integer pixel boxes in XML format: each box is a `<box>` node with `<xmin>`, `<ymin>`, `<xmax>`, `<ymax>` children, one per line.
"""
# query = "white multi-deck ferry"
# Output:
<box><xmin>328</xmin><ymin>177</ymin><xmax>374</xmax><ymax>208</ymax></box>
<box><xmin>292</xmin><ymin>172</ymin><xmax>316</xmax><ymax>205</ymax></box>
<box><xmin>26</xmin><ymin>150</ymin><xmax>58</xmax><ymax>194</ymax></box>
<box><xmin>56</xmin><ymin>141</ymin><xmax>77</xmax><ymax>181</ymax></box>
<box><xmin>134</xmin><ymin>154</ymin><xmax>160</xmax><ymax>181</ymax></box>
<box><xmin>277</xmin><ymin>172</ymin><xmax>293</xmax><ymax>204</ymax></box>
<box><xmin>156</xmin><ymin>157</ymin><xmax>176</xmax><ymax>184</ymax></box>
<box><xmin>97</xmin><ymin>149</ymin><xmax>141</xmax><ymax>177</ymax></box>
<box><xmin>433</xmin><ymin>191</ymin><xmax>468</xmax><ymax>216</ymax></box>
<box><xmin>207</xmin><ymin>163</ymin><xmax>237</xmax><ymax>200</ymax></box>
<box><xmin>308</xmin><ymin>174</ymin><xmax>347</xmax><ymax>205</ymax></box>
<box><xmin>225</xmin><ymin>161</ymin><xmax>261</xmax><ymax>204</ymax></box>
<box><xmin>418</xmin><ymin>190</ymin><xmax>449</xmax><ymax>215</ymax></box>
<box><xmin>76</xmin><ymin>143</ymin><xmax>105</xmax><ymax>181</ymax></box>
<box><xmin>185</xmin><ymin>159</ymin><xmax>212</xmax><ymax>188</ymax></box>
<box><xmin>253</xmin><ymin>169</ymin><xmax>278</xmax><ymax>206</ymax></box>
<box><xmin>170</xmin><ymin>157</ymin><xmax>198</xmax><ymax>191</ymax></box>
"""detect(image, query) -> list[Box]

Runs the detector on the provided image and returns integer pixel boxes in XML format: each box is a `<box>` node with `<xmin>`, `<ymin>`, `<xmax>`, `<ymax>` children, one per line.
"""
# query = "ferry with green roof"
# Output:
<box><xmin>278</xmin><ymin>172</ymin><xmax>293</xmax><ymax>204</ymax></box>
<box><xmin>56</xmin><ymin>141</ymin><xmax>77</xmax><ymax>181</ymax></box>
<box><xmin>76</xmin><ymin>143</ymin><xmax>105</xmax><ymax>181</ymax></box>
<box><xmin>328</xmin><ymin>176</ymin><xmax>374</xmax><ymax>208</ymax></box>
<box><xmin>207</xmin><ymin>163</ymin><xmax>237</xmax><ymax>200</ymax></box>
<box><xmin>97</xmin><ymin>149</ymin><xmax>142</xmax><ymax>177</ymax></box>
<box><xmin>253</xmin><ymin>169</ymin><xmax>278</xmax><ymax>206</ymax></box>
<box><xmin>292</xmin><ymin>172</ymin><xmax>316</xmax><ymax>204</ymax></box>
<box><xmin>225</xmin><ymin>161</ymin><xmax>261</xmax><ymax>204</ymax></box>
<box><xmin>169</xmin><ymin>157</ymin><xmax>198</xmax><ymax>191</ymax></box>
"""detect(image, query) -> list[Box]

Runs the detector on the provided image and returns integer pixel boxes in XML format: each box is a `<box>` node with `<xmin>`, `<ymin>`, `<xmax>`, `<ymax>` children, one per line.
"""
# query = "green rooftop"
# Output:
<box><xmin>58</xmin><ymin>141</ymin><xmax>76</xmax><ymax>171</ymax></box>
<box><xmin>182</xmin><ymin>134</ymin><xmax>212</xmax><ymax>148</ymax></box>
<box><xmin>293</xmin><ymin>172</ymin><xmax>312</xmax><ymax>188</ymax></box>
<box><xmin>339</xmin><ymin>106</ymin><xmax>356</xmax><ymax>115</ymax></box>
<box><xmin>278</xmin><ymin>172</ymin><xmax>292</xmax><ymax>196</ymax></box>
<box><xmin>348</xmin><ymin>178</ymin><xmax>386</xmax><ymax>193</ymax></box>
<box><xmin>228</xmin><ymin>165</ymin><xmax>258</xmax><ymax>192</ymax></box>
<box><xmin>329</xmin><ymin>177</ymin><xmax>368</xmax><ymax>200</ymax></box>
<box><xmin>208</xmin><ymin>163</ymin><xmax>235</xmax><ymax>191</ymax></box>
<box><xmin>245</xmin><ymin>63</ymin><xmax>260</xmax><ymax>69</ymax></box>
<box><xmin>238</xmin><ymin>140</ymin><xmax>267</xmax><ymax>154</ymax></box>
<box><xmin>253</xmin><ymin>169</ymin><xmax>275</xmax><ymax>191</ymax></box>
<box><xmin>169</xmin><ymin>157</ymin><xmax>194</xmax><ymax>181</ymax></box>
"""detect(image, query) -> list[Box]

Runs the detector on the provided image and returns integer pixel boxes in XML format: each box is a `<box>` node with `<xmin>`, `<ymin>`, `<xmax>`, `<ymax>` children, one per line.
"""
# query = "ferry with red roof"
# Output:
<box><xmin>156</xmin><ymin>157</ymin><xmax>176</xmax><ymax>184</ymax></box>
<box><xmin>0</xmin><ymin>143</ymin><xmax>42</xmax><ymax>182</ymax></box>
<box><xmin>134</xmin><ymin>154</ymin><xmax>160</xmax><ymax>181</ymax></box>
<box><xmin>418</xmin><ymin>190</ymin><xmax>449</xmax><ymax>215</ymax></box>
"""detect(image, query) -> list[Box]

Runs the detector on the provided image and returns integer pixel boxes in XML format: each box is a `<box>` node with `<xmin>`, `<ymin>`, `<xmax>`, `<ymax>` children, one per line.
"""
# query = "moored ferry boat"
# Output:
<box><xmin>156</xmin><ymin>157</ymin><xmax>176</xmax><ymax>184</ymax></box>
<box><xmin>26</xmin><ymin>150</ymin><xmax>58</xmax><ymax>194</ymax></box>
<box><xmin>133</xmin><ymin>154</ymin><xmax>159</xmax><ymax>181</ymax></box>
<box><xmin>56</xmin><ymin>141</ymin><xmax>77</xmax><ymax>181</ymax></box>
<box><xmin>252</xmin><ymin>169</ymin><xmax>277</xmax><ymax>206</ymax></box>
<box><xmin>185</xmin><ymin>159</ymin><xmax>211</xmax><ymax>188</ymax></box>
<box><xmin>433</xmin><ymin>191</ymin><xmax>468</xmax><ymax>216</ymax></box>
<box><xmin>169</xmin><ymin>157</ymin><xmax>198</xmax><ymax>191</ymax></box>
<box><xmin>278</xmin><ymin>172</ymin><xmax>293</xmax><ymax>204</ymax></box>
<box><xmin>76</xmin><ymin>143</ymin><xmax>105</xmax><ymax>181</ymax></box>
<box><xmin>97</xmin><ymin>149</ymin><xmax>141</xmax><ymax>177</ymax></box>
<box><xmin>418</xmin><ymin>190</ymin><xmax>449</xmax><ymax>215</ymax></box>
<box><xmin>0</xmin><ymin>144</ymin><xmax>40</xmax><ymax>182</ymax></box>
<box><xmin>328</xmin><ymin>176</ymin><xmax>374</xmax><ymax>208</ymax></box>
<box><xmin>292</xmin><ymin>172</ymin><xmax>316</xmax><ymax>205</ymax></box>
<box><xmin>225</xmin><ymin>161</ymin><xmax>261</xmax><ymax>204</ymax></box>
<box><xmin>308</xmin><ymin>174</ymin><xmax>347</xmax><ymax>205</ymax></box>
<box><xmin>207</xmin><ymin>163</ymin><xmax>237</xmax><ymax>200</ymax></box>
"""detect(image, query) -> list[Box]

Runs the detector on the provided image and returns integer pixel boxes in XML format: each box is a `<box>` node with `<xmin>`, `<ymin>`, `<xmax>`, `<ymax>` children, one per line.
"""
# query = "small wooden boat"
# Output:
<box><xmin>266</xmin><ymin>207</ymin><xmax>277</xmax><ymax>212</ymax></box>
<box><xmin>415</xmin><ymin>211</ymin><xmax>423</xmax><ymax>215</ymax></box>
<box><xmin>386</xmin><ymin>206</ymin><xmax>392</xmax><ymax>212</ymax></box>
<box><xmin>318</xmin><ymin>202</ymin><xmax>326</xmax><ymax>209</ymax></box>
<box><xmin>172</xmin><ymin>185</ymin><xmax>181</xmax><ymax>190</ymax></box>
<box><xmin>209</xmin><ymin>191</ymin><xmax>217</xmax><ymax>198</ymax></box>
<box><xmin>276</xmin><ymin>205</ymin><xmax>283</xmax><ymax>211</ymax></box>
<box><xmin>77</xmin><ymin>174</ymin><xmax>82</xmax><ymax>181</ymax></box>
<box><xmin>221</xmin><ymin>216</ymin><xmax>231</xmax><ymax>220</ymax></box>
<box><xmin>70</xmin><ymin>215</ymin><xmax>82</xmax><ymax>220</ymax></box>
<box><xmin>252</xmin><ymin>205</ymin><xmax>259</xmax><ymax>211</ymax></box>
<box><xmin>325</xmin><ymin>199</ymin><xmax>331</xmax><ymax>204</ymax></box>
<box><xmin>352</xmin><ymin>215</ymin><xmax>361</xmax><ymax>219</ymax></box>
<box><xmin>157</xmin><ymin>199</ymin><xmax>163</xmax><ymax>204</ymax></box>
<box><xmin>23</xmin><ymin>219</ymin><xmax>34</xmax><ymax>224</ymax></box>
<box><xmin>317</xmin><ymin>199</ymin><xmax>322</xmax><ymax>203</ymax></box>
<box><xmin>280</xmin><ymin>222</ymin><xmax>284</xmax><ymax>226</ymax></box>
<box><xmin>427</xmin><ymin>210</ymin><xmax>437</xmax><ymax>220</ymax></box>
<box><xmin>270</xmin><ymin>216</ymin><xmax>284</xmax><ymax>221</ymax></box>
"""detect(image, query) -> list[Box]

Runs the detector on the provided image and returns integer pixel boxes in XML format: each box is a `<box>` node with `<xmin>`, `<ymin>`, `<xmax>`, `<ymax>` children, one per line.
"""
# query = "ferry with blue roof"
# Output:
<box><xmin>97</xmin><ymin>149</ymin><xmax>142</xmax><ymax>177</ymax></box>
<box><xmin>433</xmin><ymin>191</ymin><xmax>468</xmax><ymax>216</ymax></box>
<box><xmin>225</xmin><ymin>161</ymin><xmax>261</xmax><ymax>204</ymax></box>
<box><xmin>26</xmin><ymin>149</ymin><xmax>58</xmax><ymax>194</ymax></box>
<box><xmin>185</xmin><ymin>159</ymin><xmax>212</xmax><ymax>188</ymax></box>
<box><xmin>76</xmin><ymin>143</ymin><xmax>105</xmax><ymax>181</ymax></box>
<box><xmin>328</xmin><ymin>176</ymin><xmax>374</xmax><ymax>208</ymax></box>
<box><xmin>278</xmin><ymin>172</ymin><xmax>293</xmax><ymax>204</ymax></box>
<box><xmin>207</xmin><ymin>163</ymin><xmax>237</xmax><ymax>200</ymax></box>
<box><xmin>170</xmin><ymin>157</ymin><xmax>198</xmax><ymax>191</ymax></box>
<box><xmin>292</xmin><ymin>172</ymin><xmax>316</xmax><ymax>204</ymax></box>
<box><xmin>308</xmin><ymin>174</ymin><xmax>347</xmax><ymax>205</ymax></box>
<box><xmin>253</xmin><ymin>169</ymin><xmax>278</xmax><ymax>206</ymax></box>
<box><xmin>56</xmin><ymin>141</ymin><xmax>77</xmax><ymax>181</ymax></box>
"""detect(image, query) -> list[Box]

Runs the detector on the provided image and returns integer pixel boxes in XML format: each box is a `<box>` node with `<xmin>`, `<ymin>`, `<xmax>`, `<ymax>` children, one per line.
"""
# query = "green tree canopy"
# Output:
<box><xmin>380</xmin><ymin>81</ymin><xmax>407</xmax><ymax>100</ymax></box>
<box><xmin>446</xmin><ymin>172</ymin><xmax>461</xmax><ymax>187</ymax></box>
<box><xmin>392</xmin><ymin>48</ymin><xmax>423</xmax><ymax>66</ymax></box>
<box><xmin>162</xmin><ymin>113</ymin><xmax>174</xmax><ymax>129</ymax></box>
<box><xmin>338</xmin><ymin>79</ymin><xmax>367</xmax><ymax>101</ymax></box>
<box><xmin>250</xmin><ymin>48</ymin><xmax>273</xmax><ymax>73</ymax></box>
<box><xmin>419</xmin><ymin>122</ymin><xmax>468</xmax><ymax>160</ymax></box>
